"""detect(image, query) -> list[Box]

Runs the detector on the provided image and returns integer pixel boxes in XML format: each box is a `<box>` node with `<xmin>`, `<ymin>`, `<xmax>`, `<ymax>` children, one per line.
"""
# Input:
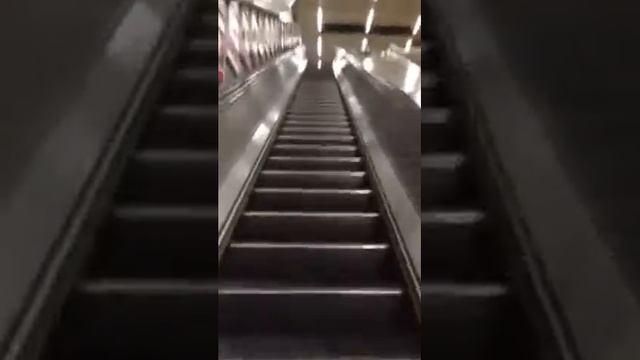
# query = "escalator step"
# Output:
<box><xmin>421</xmin><ymin>153</ymin><xmax>469</xmax><ymax>205</ymax></box>
<box><xmin>219</xmin><ymin>286</ymin><xmax>409</xmax><ymax>333</ymax></box>
<box><xmin>181</xmin><ymin>39</ymin><xmax>217</xmax><ymax>67</ymax></box>
<box><xmin>276</xmin><ymin>134</ymin><xmax>355</xmax><ymax>145</ymax></box>
<box><xmin>222</xmin><ymin>242</ymin><xmax>395</xmax><ymax>284</ymax></box>
<box><xmin>422</xmin><ymin>107</ymin><xmax>457</xmax><ymax>152</ymax></box>
<box><xmin>250</xmin><ymin>188</ymin><xmax>373</xmax><ymax>211</ymax></box>
<box><xmin>257</xmin><ymin>170</ymin><xmax>367</xmax><ymax>188</ymax></box>
<box><xmin>142</xmin><ymin>105</ymin><xmax>217</xmax><ymax>148</ymax></box>
<box><xmin>54</xmin><ymin>280</ymin><xmax>217</xmax><ymax>358</ymax></box>
<box><xmin>280</xmin><ymin>126</ymin><xmax>352</xmax><ymax>135</ymax></box>
<box><xmin>421</xmin><ymin>210</ymin><xmax>504</xmax><ymax>281</ymax></box>
<box><xmin>284</xmin><ymin>120</ymin><xmax>350</xmax><ymax>127</ymax></box>
<box><xmin>264</xmin><ymin>156</ymin><xmax>363</xmax><ymax>170</ymax></box>
<box><xmin>91</xmin><ymin>205</ymin><xmax>217</xmax><ymax>278</ymax></box>
<box><xmin>166</xmin><ymin>68</ymin><xmax>216</xmax><ymax>104</ymax></box>
<box><xmin>272</xmin><ymin>143</ymin><xmax>358</xmax><ymax>156</ymax></box>
<box><xmin>422</xmin><ymin>283</ymin><xmax>515</xmax><ymax>359</ymax></box>
<box><xmin>286</xmin><ymin>113</ymin><xmax>349</xmax><ymax>121</ymax></box>
<box><xmin>235</xmin><ymin>211</ymin><xmax>381</xmax><ymax>242</ymax></box>
<box><xmin>119</xmin><ymin>149</ymin><xmax>217</xmax><ymax>203</ymax></box>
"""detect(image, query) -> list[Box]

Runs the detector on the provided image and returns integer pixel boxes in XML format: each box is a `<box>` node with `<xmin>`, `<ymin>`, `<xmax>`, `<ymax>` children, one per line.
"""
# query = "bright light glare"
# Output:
<box><xmin>412</xmin><ymin>15</ymin><xmax>421</xmax><ymax>35</ymax></box>
<box><xmin>317</xmin><ymin>36</ymin><xmax>322</xmax><ymax>57</ymax></box>
<box><xmin>336</xmin><ymin>48</ymin><xmax>346</xmax><ymax>58</ymax></box>
<box><xmin>252</xmin><ymin>123</ymin><xmax>270</xmax><ymax>142</ymax></box>
<box><xmin>365</xmin><ymin>8</ymin><xmax>375</xmax><ymax>34</ymax></box>
<box><xmin>363</xmin><ymin>57</ymin><xmax>374</xmax><ymax>72</ymax></box>
<box><xmin>317</xmin><ymin>6</ymin><xmax>323</xmax><ymax>33</ymax></box>
<box><xmin>404</xmin><ymin>38</ymin><xmax>413</xmax><ymax>52</ymax></box>
<box><xmin>317</xmin><ymin>59</ymin><xmax>322</xmax><ymax>69</ymax></box>
<box><xmin>361</xmin><ymin>37</ymin><xmax>368</xmax><ymax>52</ymax></box>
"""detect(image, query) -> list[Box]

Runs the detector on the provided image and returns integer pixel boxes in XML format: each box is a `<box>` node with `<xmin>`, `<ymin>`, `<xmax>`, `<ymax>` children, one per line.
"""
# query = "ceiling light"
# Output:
<box><xmin>363</xmin><ymin>57</ymin><xmax>374</xmax><ymax>72</ymax></box>
<box><xmin>361</xmin><ymin>37</ymin><xmax>368</xmax><ymax>52</ymax></box>
<box><xmin>404</xmin><ymin>38</ymin><xmax>413</xmax><ymax>52</ymax></box>
<box><xmin>317</xmin><ymin>35</ymin><xmax>322</xmax><ymax>57</ymax></box>
<box><xmin>317</xmin><ymin>59</ymin><xmax>322</xmax><ymax>69</ymax></box>
<box><xmin>365</xmin><ymin>8</ymin><xmax>375</xmax><ymax>34</ymax></box>
<box><xmin>317</xmin><ymin>6</ymin><xmax>323</xmax><ymax>33</ymax></box>
<box><xmin>412</xmin><ymin>15</ymin><xmax>421</xmax><ymax>35</ymax></box>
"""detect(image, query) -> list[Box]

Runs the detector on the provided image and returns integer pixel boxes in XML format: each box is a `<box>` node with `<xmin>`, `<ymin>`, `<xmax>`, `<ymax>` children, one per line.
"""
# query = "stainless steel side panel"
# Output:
<box><xmin>218</xmin><ymin>48</ymin><xmax>306</xmax><ymax>237</ymax></box>
<box><xmin>334</xmin><ymin>61</ymin><xmax>422</xmax><ymax>286</ymax></box>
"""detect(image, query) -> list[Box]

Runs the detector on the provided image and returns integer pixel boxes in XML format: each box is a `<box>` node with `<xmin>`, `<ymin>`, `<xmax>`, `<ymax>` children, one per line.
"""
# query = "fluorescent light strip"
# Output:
<box><xmin>317</xmin><ymin>6</ymin><xmax>323</xmax><ymax>33</ymax></box>
<box><xmin>365</xmin><ymin>8</ymin><xmax>375</xmax><ymax>34</ymax></box>
<box><xmin>317</xmin><ymin>59</ymin><xmax>322</xmax><ymax>69</ymax></box>
<box><xmin>361</xmin><ymin>37</ymin><xmax>368</xmax><ymax>52</ymax></box>
<box><xmin>317</xmin><ymin>35</ymin><xmax>322</xmax><ymax>57</ymax></box>
<box><xmin>404</xmin><ymin>38</ymin><xmax>413</xmax><ymax>52</ymax></box>
<box><xmin>412</xmin><ymin>15</ymin><xmax>421</xmax><ymax>35</ymax></box>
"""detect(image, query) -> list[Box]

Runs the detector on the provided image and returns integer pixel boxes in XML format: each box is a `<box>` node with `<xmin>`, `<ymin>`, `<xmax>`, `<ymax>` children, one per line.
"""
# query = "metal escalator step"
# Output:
<box><xmin>288</xmin><ymin>110</ymin><xmax>346</xmax><ymax>116</ymax></box>
<box><xmin>52</xmin><ymin>280</ymin><xmax>217</xmax><ymax>358</ymax></box>
<box><xmin>194</xmin><ymin>13</ymin><xmax>216</xmax><ymax>37</ymax></box>
<box><xmin>181</xmin><ymin>39</ymin><xmax>217</xmax><ymax>67</ymax></box>
<box><xmin>283</xmin><ymin>120</ymin><xmax>350</xmax><ymax>127</ymax></box>
<box><xmin>119</xmin><ymin>149</ymin><xmax>217</xmax><ymax>203</ymax></box>
<box><xmin>250</xmin><ymin>188</ymin><xmax>373</xmax><ymax>211</ymax></box>
<box><xmin>422</xmin><ymin>283</ymin><xmax>515</xmax><ymax>359</ymax></box>
<box><xmin>264</xmin><ymin>156</ymin><xmax>362</xmax><ymax>170</ymax></box>
<box><xmin>280</xmin><ymin>126</ymin><xmax>352</xmax><ymax>135</ymax></box>
<box><xmin>286</xmin><ymin>113</ymin><xmax>349</xmax><ymax>121</ymax></box>
<box><xmin>219</xmin><ymin>285</ymin><xmax>410</xmax><ymax>333</ymax></box>
<box><xmin>421</xmin><ymin>152</ymin><xmax>469</xmax><ymax>206</ymax></box>
<box><xmin>235</xmin><ymin>211</ymin><xmax>381</xmax><ymax>242</ymax></box>
<box><xmin>187</xmin><ymin>38</ymin><xmax>216</xmax><ymax>52</ymax></box>
<box><xmin>289</xmin><ymin>106</ymin><xmax>345</xmax><ymax>113</ymax></box>
<box><xmin>142</xmin><ymin>105</ymin><xmax>217</xmax><ymax>148</ymax></box>
<box><xmin>422</xmin><ymin>210</ymin><xmax>503</xmax><ymax>281</ymax></box>
<box><xmin>276</xmin><ymin>134</ymin><xmax>355</xmax><ymax>145</ymax></box>
<box><xmin>272</xmin><ymin>143</ymin><xmax>357</xmax><ymax>156</ymax></box>
<box><xmin>422</xmin><ymin>107</ymin><xmax>457</xmax><ymax>152</ymax></box>
<box><xmin>257</xmin><ymin>170</ymin><xmax>366</xmax><ymax>188</ymax></box>
<box><xmin>221</xmin><ymin>242</ymin><xmax>395</xmax><ymax>284</ymax></box>
<box><xmin>423</xmin><ymin>72</ymin><xmax>440</xmax><ymax>89</ymax></box>
<box><xmin>90</xmin><ymin>205</ymin><xmax>217</xmax><ymax>278</ymax></box>
<box><xmin>220</xmin><ymin>332</ymin><xmax>420</xmax><ymax>359</ymax></box>
<box><xmin>166</xmin><ymin>68</ymin><xmax>216</xmax><ymax>104</ymax></box>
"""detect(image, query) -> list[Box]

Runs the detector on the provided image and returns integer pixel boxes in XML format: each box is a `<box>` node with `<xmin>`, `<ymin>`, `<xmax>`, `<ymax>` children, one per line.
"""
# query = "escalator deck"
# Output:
<box><xmin>218</xmin><ymin>68</ymin><xmax>420</xmax><ymax>359</ymax></box>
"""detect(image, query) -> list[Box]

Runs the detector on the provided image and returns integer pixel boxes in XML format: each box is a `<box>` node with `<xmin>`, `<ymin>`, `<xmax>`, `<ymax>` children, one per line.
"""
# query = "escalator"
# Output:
<box><xmin>218</xmin><ymin>68</ymin><xmax>421</xmax><ymax>358</ymax></box>
<box><xmin>42</xmin><ymin>2</ymin><xmax>218</xmax><ymax>358</ymax></box>
<box><xmin>421</xmin><ymin>11</ymin><xmax>551</xmax><ymax>360</ymax></box>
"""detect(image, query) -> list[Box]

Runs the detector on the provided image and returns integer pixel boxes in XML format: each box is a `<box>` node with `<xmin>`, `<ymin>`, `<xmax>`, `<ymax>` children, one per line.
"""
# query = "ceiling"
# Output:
<box><xmin>294</xmin><ymin>0</ymin><xmax>420</xmax><ymax>29</ymax></box>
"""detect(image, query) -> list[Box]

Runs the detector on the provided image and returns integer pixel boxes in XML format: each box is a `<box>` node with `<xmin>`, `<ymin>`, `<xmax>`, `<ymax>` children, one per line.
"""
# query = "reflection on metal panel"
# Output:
<box><xmin>334</xmin><ymin>47</ymin><xmax>421</xmax><ymax>106</ymax></box>
<box><xmin>333</xmin><ymin>60</ymin><xmax>421</xmax><ymax>285</ymax></box>
<box><xmin>219</xmin><ymin>48</ymin><xmax>307</xmax><ymax>235</ymax></box>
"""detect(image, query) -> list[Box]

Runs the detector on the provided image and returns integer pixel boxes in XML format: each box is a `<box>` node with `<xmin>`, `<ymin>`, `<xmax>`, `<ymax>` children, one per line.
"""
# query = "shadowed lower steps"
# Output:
<box><xmin>41</xmin><ymin>2</ymin><xmax>219</xmax><ymax>358</ymax></box>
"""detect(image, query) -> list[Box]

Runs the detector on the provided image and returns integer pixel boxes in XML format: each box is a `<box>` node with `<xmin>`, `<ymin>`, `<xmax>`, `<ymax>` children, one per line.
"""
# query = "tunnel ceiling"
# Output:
<box><xmin>322</xmin><ymin>0</ymin><xmax>419</xmax><ymax>27</ymax></box>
